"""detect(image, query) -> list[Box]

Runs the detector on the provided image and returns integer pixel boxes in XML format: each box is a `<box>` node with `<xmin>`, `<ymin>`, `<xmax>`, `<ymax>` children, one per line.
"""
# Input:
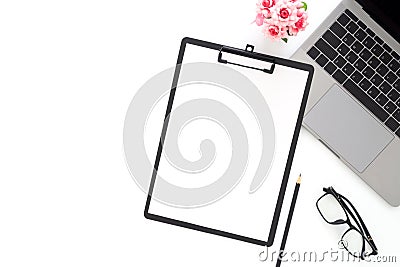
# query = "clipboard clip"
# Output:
<box><xmin>218</xmin><ymin>44</ymin><xmax>275</xmax><ymax>74</ymax></box>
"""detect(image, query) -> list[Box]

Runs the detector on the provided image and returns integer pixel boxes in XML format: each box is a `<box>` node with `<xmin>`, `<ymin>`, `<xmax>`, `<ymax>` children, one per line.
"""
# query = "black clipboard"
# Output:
<box><xmin>144</xmin><ymin>37</ymin><xmax>314</xmax><ymax>247</ymax></box>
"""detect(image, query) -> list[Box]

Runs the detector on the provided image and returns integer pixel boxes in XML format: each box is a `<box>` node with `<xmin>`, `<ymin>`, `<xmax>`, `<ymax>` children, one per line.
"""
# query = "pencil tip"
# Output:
<box><xmin>297</xmin><ymin>174</ymin><xmax>302</xmax><ymax>184</ymax></box>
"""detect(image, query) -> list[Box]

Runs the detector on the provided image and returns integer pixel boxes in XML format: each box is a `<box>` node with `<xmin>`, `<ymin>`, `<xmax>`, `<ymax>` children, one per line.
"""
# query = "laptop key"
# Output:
<box><xmin>343</xmin><ymin>79</ymin><xmax>389</xmax><ymax>122</ymax></box>
<box><xmin>385</xmin><ymin>71</ymin><xmax>397</xmax><ymax>84</ymax></box>
<box><xmin>393</xmin><ymin>109</ymin><xmax>400</xmax><ymax>122</ymax></box>
<box><xmin>383</xmin><ymin>43</ymin><xmax>392</xmax><ymax>53</ymax></box>
<box><xmin>316</xmin><ymin>54</ymin><xmax>329</xmax><ymax>67</ymax></box>
<box><xmin>388</xmin><ymin>59</ymin><xmax>400</xmax><ymax>72</ymax></box>
<box><xmin>385</xmin><ymin>117</ymin><xmax>400</xmax><ymax>132</ymax></box>
<box><xmin>362</xmin><ymin>66</ymin><xmax>375</xmax><ymax>79</ymax></box>
<box><xmin>359</xmin><ymin>78</ymin><xmax>372</xmax><ymax>91</ymax></box>
<box><xmin>362</xmin><ymin>36</ymin><xmax>375</xmax><ymax>49</ymax></box>
<box><xmin>379</xmin><ymin>81</ymin><xmax>392</xmax><ymax>94</ymax></box>
<box><xmin>354</xmin><ymin>29</ymin><xmax>367</xmax><ymax>41</ymax></box>
<box><xmin>345</xmin><ymin>51</ymin><xmax>358</xmax><ymax>63</ymax></box>
<box><xmin>384</xmin><ymin>101</ymin><xmax>397</xmax><ymax>114</ymax></box>
<box><xmin>388</xmin><ymin>90</ymin><xmax>400</xmax><ymax>102</ymax></box>
<box><xmin>394</xmin><ymin>79</ymin><xmax>399</xmax><ymax>91</ymax></box>
<box><xmin>368</xmin><ymin>56</ymin><xmax>380</xmax><ymax>68</ymax></box>
<box><xmin>334</xmin><ymin>55</ymin><xmax>346</xmax><ymax>68</ymax></box>
<box><xmin>343</xmin><ymin>63</ymin><xmax>355</xmax><ymax>76</ymax></box>
<box><xmin>360</xmin><ymin>49</ymin><xmax>372</xmax><ymax>61</ymax></box>
<box><xmin>374</xmin><ymin>35</ymin><xmax>384</xmax><ymax>45</ymax></box>
<box><xmin>354</xmin><ymin>59</ymin><xmax>366</xmax><ymax>71</ymax></box>
<box><xmin>324</xmin><ymin>62</ymin><xmax>337</xmax><ymax>75</ymax></box>
<box><xmin>345</xmin><ymin>9</ymin><xmax>358</xmax><ymax>21</ymax></box>
<box><xmin>343</xmin><ymin>33</ymin><xmax>355</xmax><ymax>46</ymax></box>
<box><xmin>351</xmin><ymin>41</ymin><xmax>363</xmax><ymax>53</ymax></box>
<box><xmin>307</xmin><ymin>46</ymin><xmax>320</xmax><ymax>59</ymax></box>
<box><xmin>351</xmin><ymin>70</ymin><xmax>363</xmax><ymax>83</ymax></box>
<box><xmin>337</xmin><ymin>43</ymin><xmax>350</xmax><ymax>56</ymax></box>
<box><xmin>366</xmin><ymin>28</ymin><xmax>375</xmax><ymax>37</ymax></box>
<box><xmin>316</xmin><ymin>39</ymin><xmax>338</xmax><ymax>60</ymax></box>
<box><xmin>392</xmin><ymin>51</ymin><xmax>400</xmax><ymax>60</ymax></box>
<box><xmin>333</xmin><ymin>69</ymin><xmax>347</xmax><ymax>84</ymax></box>
<box><xmin>346</xmin><ymin>21</ymin><xmax>359</xmax><ymax>34</ymax></box>
<box><xmin>396</xmin><ymin>128</ymin><xmax>400</xmax><ymax>138</ymax></box>
<box><xmin>367</xmin><ymin>86</ymin><xmax>380</xmax><ymax>99</ymax></box>
<box><xmin>330</xmin><ymin>22</ymin><xmax>347</xmax><ymax>38</ymax></box>
<box><xmin>380</xmin><ymin>52</ymin><xmax>392</xmax><ymax>64</ymax></box>
<box><xmin>377</xmin><ymin>64</ymin><xmax>389</xmax><ymax>76</ymax></box>
<box><xmin>376</xmin><ymin>93</ymin><xmax>389</xmax><ymax>106</ymax></box>
<box><xmin>323</xmin><ymin>30</ymin><xmax>341</xmax><ymax>48</ymax></box>
<box><xmin>371</xmin><ymin>74</ymin><xmax>383</xmax><ymax>87</ymax></box>
<box><xmin>337</xmin><ymin>13</ymin><xmax>350</xmax><ymax>26</ymax></box>
<box><xmin>357</xmin><ymin>20</ymin><xmax>367</xmax><ymax>29</ymax></box>
<box><xmin>371</xmin><ymin>45</ymin><xmax>384</xmax><ymax>57</ymax></box>
<box><xmin>397</xmin><ymin>99</ymin><xmax>400</xmax><ymax>108</ymax></box>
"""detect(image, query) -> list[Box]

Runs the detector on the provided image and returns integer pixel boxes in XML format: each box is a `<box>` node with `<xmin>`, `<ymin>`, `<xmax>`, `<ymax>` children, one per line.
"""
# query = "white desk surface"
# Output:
<box><xmin>0</xmin><ymin>0</ymin><xmax>399</xmax><ymax>266</ymax></box>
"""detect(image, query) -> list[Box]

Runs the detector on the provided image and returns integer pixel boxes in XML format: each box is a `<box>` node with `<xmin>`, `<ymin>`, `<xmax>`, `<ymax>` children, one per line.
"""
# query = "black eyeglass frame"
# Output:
<box><xmin>316</xmin><ymin>186</ymin><xmax>378</xmax><ymax>259</ymax></box>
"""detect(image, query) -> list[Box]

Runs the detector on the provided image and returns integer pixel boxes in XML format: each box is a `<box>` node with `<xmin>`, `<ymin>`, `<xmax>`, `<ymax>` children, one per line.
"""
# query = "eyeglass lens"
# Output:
<box><xmin>317</xmin><ymin>193</ymin><xmax>347</xmax><ymax>223</ymax></box>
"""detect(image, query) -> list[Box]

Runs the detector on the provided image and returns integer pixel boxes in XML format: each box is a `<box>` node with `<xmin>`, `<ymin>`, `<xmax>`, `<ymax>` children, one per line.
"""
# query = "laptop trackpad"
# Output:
<box><xmin>304</xmin><ymin>84</ymin><xmax>393</xmax><ymax>173</ymax></box>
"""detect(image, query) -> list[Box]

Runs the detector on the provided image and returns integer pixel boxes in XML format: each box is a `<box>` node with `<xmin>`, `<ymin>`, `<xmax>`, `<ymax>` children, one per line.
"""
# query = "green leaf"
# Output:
<box><xmin>302</xmin><ymin>1</ymin><xmax>308</xmax><ymax>11</ymax></box>
<box><xmin>282</xmin><ymin>38</ymin><xmax>288</xmax><ymax>43</ymax></box>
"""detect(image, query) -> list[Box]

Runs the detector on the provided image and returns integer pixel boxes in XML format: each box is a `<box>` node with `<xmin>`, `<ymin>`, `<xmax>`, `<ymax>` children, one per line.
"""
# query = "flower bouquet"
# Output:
<box><xmin>255</xmin><ymin>0</ymin><xmax>309</xmax><ymax>42</ymax></box>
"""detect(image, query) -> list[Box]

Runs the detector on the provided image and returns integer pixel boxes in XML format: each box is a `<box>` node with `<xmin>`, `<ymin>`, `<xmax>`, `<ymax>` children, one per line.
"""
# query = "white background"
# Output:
<box><xmin>0</xmin><ymin>0</ymin><xmax>399</xmax><ymax>266</ymax></box>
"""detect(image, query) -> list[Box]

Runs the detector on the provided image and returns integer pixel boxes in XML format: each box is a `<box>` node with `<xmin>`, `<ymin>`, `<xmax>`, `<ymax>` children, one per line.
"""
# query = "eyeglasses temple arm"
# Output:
<box><xmin>340</xmin><ymin>194</ymin><xmax>378</xmax><ymax>252</ymax></box>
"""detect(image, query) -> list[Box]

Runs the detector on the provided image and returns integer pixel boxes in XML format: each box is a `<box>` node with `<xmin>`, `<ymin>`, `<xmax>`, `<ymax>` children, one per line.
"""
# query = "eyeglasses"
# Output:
<box><xmin>316</xmin><ymin>186</ymin><xmax>378</xmax><ymax>259</ymax></box>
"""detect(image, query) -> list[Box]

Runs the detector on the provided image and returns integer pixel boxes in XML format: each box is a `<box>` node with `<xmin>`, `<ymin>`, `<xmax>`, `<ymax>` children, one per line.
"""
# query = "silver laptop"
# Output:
<box><xmin>291</xmin><ymin>0</ymin><xmax>400</xmax><ymax>206</ymax></box>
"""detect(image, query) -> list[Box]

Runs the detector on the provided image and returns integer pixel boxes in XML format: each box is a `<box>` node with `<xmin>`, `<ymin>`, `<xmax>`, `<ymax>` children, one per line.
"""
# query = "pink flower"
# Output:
<box><xmin>270</xmin><ymin>0</ymin><xmax>298</xmax><ymax>27</ymax></box>
<box><xmin>295</xmin><ymin>15</ymin><xmax>308</xmax><ymax>29</ymax></box>
<box><xmin>255</xmin><ymin>0</ymin><xmax>309</xmax><ymax>42</ymax></box>
<box><xmin>261</xmin><ymin>8</ymin><xmax>272</xmax><ymax>18</ymax></box>
<box><xmin>255</xmin><ymin>13</ymin><xmax>264</xmax><ymax>26</ymax></box>
<box><xmin>261</xmin><ymin>0</ymin><xmax>275</xmax><ymax>8</ymax></box>
<box><xmin>263</xmin><ymin>24</ymin><xmax>288</xmax><ymax>40</ymax></box>
<box><xmin>297</xmin><ymin>8</ymin><xmax>305</xmax><ymax>17</ymax></box>
<box><xmin>279</xmin><ymin>8</ymin><xmax>290</xmax><ymax>19</ymax></box>
<box><xmin>256</xmin><ymin>0</ymin><xmax>275</xmax><ymax>18</ymax></box>
<box><xmin>289</xmin><ymin>13</ymin><xmax>308</xmax><ymax>35</ymax></box>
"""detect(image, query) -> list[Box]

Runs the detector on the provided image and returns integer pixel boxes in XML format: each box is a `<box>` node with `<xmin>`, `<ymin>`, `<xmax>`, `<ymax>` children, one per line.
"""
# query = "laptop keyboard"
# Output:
<box><xmin>307</xmin><ymin>9</ymin><xmax>400</xmax><ymax>138</ymax></box>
